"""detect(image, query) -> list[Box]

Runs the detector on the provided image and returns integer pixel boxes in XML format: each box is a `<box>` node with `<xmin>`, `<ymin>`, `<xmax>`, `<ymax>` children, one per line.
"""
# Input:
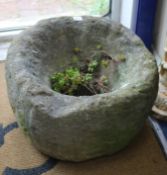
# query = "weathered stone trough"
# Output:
<box><xmin>5</xmin><ymin>16</ymin><xmax>158</xmax><ymax>162</ymax></box>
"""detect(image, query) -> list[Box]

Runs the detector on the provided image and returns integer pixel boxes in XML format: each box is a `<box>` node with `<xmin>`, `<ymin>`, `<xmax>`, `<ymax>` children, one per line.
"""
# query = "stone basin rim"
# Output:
<box><xmin>28</xmin><ymin>82</ymin><xmax>152</xmax><ymax>120</ymax></box>
<box><xmin>5</xmin><ymin>16</ymin><xmax>159</xmax><ymax>162</ymax></box>
<box><xmin>7</xmin><ymin>16</ymin><xmax>156</xmax><ymax>96</ymax></box>
<box><xmin>6</xmin><ymin>16</ymin><xmax>158</xmax><ymax>117</ymax></box>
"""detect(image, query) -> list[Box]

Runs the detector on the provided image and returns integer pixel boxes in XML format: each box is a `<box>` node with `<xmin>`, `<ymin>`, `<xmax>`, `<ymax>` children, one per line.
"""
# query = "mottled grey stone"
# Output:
<box><xmin>5</xmin><ymin>16</ymin><xmax>158</xmax><ymax>162</ymax></box>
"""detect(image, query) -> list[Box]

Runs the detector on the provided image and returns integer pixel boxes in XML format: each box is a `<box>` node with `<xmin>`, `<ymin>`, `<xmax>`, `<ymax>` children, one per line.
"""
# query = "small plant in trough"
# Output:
<box><xmin>50</xmin><ymin>46</ymin><xmax>112</xmax><ymax>96</ymax></box>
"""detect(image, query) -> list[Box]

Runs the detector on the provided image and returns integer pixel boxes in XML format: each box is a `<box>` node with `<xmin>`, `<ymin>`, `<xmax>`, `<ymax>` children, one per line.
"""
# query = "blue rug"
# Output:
<box><xmin>148</xmin><ymin>116</ymin><xmax>167</xmax><ymax>158</ymax></box>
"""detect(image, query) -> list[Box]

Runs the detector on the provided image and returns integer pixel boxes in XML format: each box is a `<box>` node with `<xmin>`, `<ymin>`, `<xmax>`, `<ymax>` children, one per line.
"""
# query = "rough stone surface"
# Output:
<box><xmin>5</xmin><ymin>16</ymin><xmax>158</xmax><ymax>162</ymax></box>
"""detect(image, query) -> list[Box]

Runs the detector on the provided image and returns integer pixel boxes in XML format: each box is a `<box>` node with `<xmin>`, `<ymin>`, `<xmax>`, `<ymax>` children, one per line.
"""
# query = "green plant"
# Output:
<box><xmin>73</xmin><ymin>47</ymin><xmax>81</xmax><ymax>54</ymax></box>
<box><xmin>90</xmin><ymin>0</ymin><xmax>110</xmax><ymax>15</ymax></box>
<box><xmin>96</xmin><ymin>44</ymin><xmax>103</xmax><ymax>50</ymax></box>
<box><xmin>51</xmin><ymin>67</ymin><xmax>83</xmax><ymax>95</ymax></box>
<box><xmin>72</xmin><ymin>55</ymin><xmax>79</xmax><ymax>63</ymax></box>
<box><xmin>72</xmin><ymin>0</ymin><xmax>110</xmax><ymax>16</ymax></box>
<box><xmin>50</xmin><ymin>46</ymin><xmax>111</xmax><ymax>96</ymax></box>
<box><xmin>117</xmin><ymin>54</ymin><xmax>126</xmax><ymax>62</ymax></box>
<box><xmin>83</xmin><ymin>73</ymin><xmax>93</xmax><ymax>82</ymax></box>
<box><xmin>101</xmin><ymin>59</ymin><xmax>109</xmax><ymax>68</ymax></box>
<box><xmin>88</xmin><ymin>59</ymin><xmax>98</xmax><ymax>72</ymax></box>
<box><xmin>100</xmin><ymin>75</ymin><xmax>109</xmax><ymax>86</ymax></box>
<box><xmin>51</xmin><ymin>66</ymin><xmax>96</xmax><ymax>95</ymax></box>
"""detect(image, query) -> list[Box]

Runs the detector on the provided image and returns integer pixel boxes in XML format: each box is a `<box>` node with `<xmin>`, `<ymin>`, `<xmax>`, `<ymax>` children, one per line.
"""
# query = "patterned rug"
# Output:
<box><xmin>1</xmin><ymin>62</ymin><xmax>167</xmax><ymax>175</ymax></box>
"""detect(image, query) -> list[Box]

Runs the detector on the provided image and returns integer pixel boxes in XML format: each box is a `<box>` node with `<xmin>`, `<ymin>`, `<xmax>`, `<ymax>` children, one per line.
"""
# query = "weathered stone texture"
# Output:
<box><xmin>5</xmin><ymin>17</ymin><xmax>158</xmax><ymax>161</ymax></box>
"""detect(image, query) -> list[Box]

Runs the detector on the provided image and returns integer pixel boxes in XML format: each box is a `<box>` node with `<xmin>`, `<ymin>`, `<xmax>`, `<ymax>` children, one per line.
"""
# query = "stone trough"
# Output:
<box><xmin>5</xmin><ymin>16</ymin><xmax>158</xmax><ymax>162</ymax></box>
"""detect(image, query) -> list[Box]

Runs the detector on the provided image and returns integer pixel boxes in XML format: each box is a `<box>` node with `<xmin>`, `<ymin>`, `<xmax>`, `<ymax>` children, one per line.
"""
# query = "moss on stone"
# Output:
<box><xmin>116</xmin><ymin>54</ymin><xmax>126</xmax><ymax>62</ymax></box>
<box><xmin>17</xmin><ymin>111</ymin><xmax>29</xmax><ymax>135</ymax></box>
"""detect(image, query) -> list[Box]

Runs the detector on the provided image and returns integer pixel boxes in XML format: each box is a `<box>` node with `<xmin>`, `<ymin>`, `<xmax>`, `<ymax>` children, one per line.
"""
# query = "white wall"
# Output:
<box><xmin>153</xmin><ymin>0</ymin><xmax>167</xmax><ymax>59</ymax></box>
<box><xmin>120</xmin><ymin>0</ymin><xmax>134</xmax><ymax>29</ymax></box>
<box><xmin>112</xmin><ymin>0</ymin><xmax>138</xmax><ymax>30</ymax></box>
<box><xmin>111</xmin><ymin>0</ymin><xmax>122</xmax><ymax>22</ymax></box>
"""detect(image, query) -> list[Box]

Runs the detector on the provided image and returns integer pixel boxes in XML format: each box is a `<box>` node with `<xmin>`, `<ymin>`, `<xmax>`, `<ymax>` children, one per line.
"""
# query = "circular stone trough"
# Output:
<box><xmin>5</xmin><ymin>16</ymin><xmax>158</xmax><ymax>162</ymax></box>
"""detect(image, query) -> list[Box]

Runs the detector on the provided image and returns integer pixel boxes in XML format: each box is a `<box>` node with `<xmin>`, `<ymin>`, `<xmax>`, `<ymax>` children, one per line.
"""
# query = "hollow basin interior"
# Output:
<box><xmin>24</xmin><ymin>17</ymin><xmax>149</xmax><ymax>94</ymax></box>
